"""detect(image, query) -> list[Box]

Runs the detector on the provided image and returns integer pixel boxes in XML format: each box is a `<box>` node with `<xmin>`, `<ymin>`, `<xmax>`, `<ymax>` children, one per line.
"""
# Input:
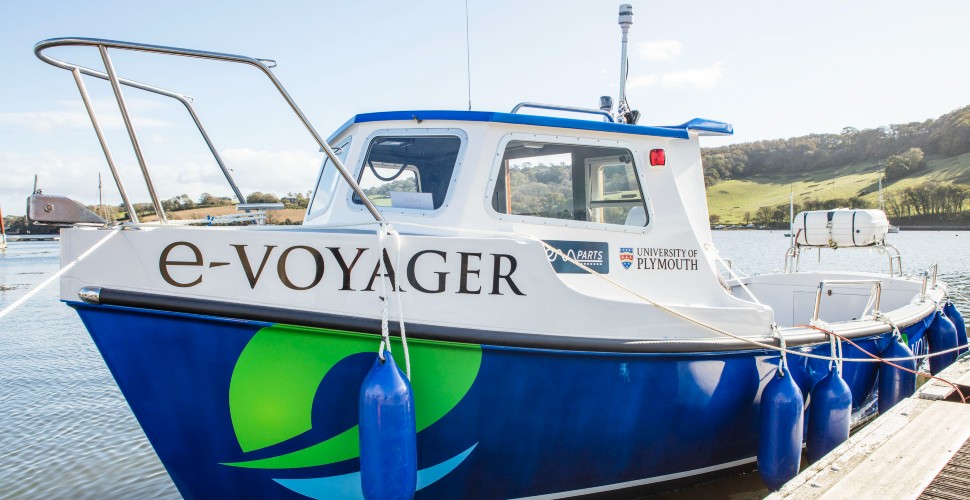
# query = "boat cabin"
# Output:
<box><xmin>304</xmin><ymin>111</ymin><xmax>733</xmax><ymax>240</ymax></box>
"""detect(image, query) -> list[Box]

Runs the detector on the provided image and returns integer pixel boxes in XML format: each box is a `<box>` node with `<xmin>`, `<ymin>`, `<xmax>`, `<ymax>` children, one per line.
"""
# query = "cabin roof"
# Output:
<box><xmin>327</xmin><ymin>110</ymin><xmax>733</xmax><ymax>142</ymax></box>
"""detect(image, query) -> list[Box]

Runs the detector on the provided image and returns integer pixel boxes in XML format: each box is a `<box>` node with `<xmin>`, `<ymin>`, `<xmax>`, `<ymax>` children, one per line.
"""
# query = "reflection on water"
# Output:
<box><xmin>0</xmin><ymin>232</ymin><xmax>967</xmax><ymax>498</ymax></box>
<box><xmin>0</xmin><ymin>242</ymin><xmax>178</xmax><ymax>499</ymax></box>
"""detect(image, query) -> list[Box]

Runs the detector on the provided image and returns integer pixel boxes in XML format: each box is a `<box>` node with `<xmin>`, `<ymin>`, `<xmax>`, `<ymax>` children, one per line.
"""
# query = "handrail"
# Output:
<box><xmin>813</xmin><ymin>279</ymin><xmax>882</xmax><ymax>323</ymax></box>
<box><xmin>34</xmin><ymin>37</ymin><xmax>385</xmax><ymax>223</ymax></box>
<box><xmin>69</xmin><ymin>67</ymin><xmax>139</xmax><ymax>223</ymax></box>
<box><xmin>784</xmin><ymin>242</ymin><xmax>902</xmax><ymax>277</ymax></box>
<box><xmin>510</xmin><ymin>102</ymin><xmax>615</xmax><ymax>122</ymax></box>
<box><xmin>919</xmin><ymin>262</ymin><xmax>939</xmax><ymax>303</ymax></box>
<box><xmin>715</xmin><ymin>256</ymin><xmax>760</xmax><ymax>304</ymax></box>
<box><xmin>39</xmin><ymin>46</ymin><xmax>245</xmax><ymax>221</ymax></box>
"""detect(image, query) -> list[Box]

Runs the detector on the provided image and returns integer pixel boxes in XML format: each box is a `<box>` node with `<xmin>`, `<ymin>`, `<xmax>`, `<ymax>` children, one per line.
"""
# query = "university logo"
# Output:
<box><xmin>619</xmin><ymin>247</ymin><xmax>634</xmax><ymax>269</ymax></box>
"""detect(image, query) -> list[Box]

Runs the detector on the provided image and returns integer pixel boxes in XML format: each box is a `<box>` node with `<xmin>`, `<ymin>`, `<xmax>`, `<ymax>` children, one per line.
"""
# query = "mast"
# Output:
<box><xmin>617</xmin><ymin>4</ymin><xmax>632</xmax><ymax>112</ymax></box>
<box><xmin>878</xmin><ymin>175</ymin><xmax>885</xmax><ymax>211</ymax></box>
<box><xmin>615</xmin><ymin>4</ymin><xmax>639</xmax><ymax>124</ymax></box>
<box><xmin>0</xmin><ymin>202</ymin><xmax>7</xmax><ymax>248</ymax></box>
<box><xmin>98</xmin><ymin>172</ymin><xmax>105</xmax><ymax>220</ymax></box>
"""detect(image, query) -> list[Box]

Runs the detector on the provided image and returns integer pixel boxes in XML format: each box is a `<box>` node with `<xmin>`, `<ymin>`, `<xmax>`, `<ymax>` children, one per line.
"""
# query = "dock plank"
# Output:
<box><xmin>919</xmin><ymin>436</ymin><xmax>970</xmax><ymax>499</ymax></box>
<box><xmin>769</xmin><ymin>399</ymin><xmax>970</xmax><ymax>499</ymax></box>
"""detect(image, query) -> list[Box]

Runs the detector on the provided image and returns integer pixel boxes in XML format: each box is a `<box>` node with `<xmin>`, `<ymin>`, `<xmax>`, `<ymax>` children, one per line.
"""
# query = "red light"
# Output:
<box><xmin>650</xmin><ymin>149</ymin><xmax>666</xmax><ymax>166</ymax></box>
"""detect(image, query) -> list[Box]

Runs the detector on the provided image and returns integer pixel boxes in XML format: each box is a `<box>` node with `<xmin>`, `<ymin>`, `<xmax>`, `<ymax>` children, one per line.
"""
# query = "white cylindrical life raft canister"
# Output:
<box><xmin>793</xmin><ymin>209</ymin><xmax>889</xmax><ymax>247</ymax></box>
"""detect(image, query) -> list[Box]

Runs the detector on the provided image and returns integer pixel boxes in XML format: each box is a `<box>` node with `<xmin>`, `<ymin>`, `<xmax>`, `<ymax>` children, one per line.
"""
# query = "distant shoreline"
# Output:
<box><xmin>894</xmin><ymin>226</ymin><xmax>970</xmax><ymax>231</ymax></box>
<box><xmin>712</xmin><ymin>226</ymin><xmax>970</xmax><ymax>231</ymax></box>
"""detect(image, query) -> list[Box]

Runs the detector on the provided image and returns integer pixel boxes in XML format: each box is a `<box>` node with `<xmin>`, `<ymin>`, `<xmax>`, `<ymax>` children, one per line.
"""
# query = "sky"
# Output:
<box><xmin>2</xmin><ymin>0</ymin><xmax>969</xmax><ymax>216</ymax></box>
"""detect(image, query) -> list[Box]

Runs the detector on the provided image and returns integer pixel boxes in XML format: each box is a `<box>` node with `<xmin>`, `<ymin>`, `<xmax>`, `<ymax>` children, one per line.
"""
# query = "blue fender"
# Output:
<box><xmin>943</xmin><ymin>301</ymin><xmax>967</xmax><ymax>355</ymax></box>
<box><xmin>806</xmin><ymin>367</ymin><xmax>851</xmax><ymax>463</ymax></box>
<box><xmin>359</xmin><ymin>352</ymin><xmax>417</xmax><ymax>500</ymax></box>
<box><xmin>878</xmin><ymin>336</ymin><xmax>916</xmax><ymax>414</ymax></box>
<box><xmin>928</xmin><ymin>310</ymin><xmax>958</xmax><ymax>375</ymax></box>
<box><xmin>758</xmin><ymin>367</ymin><xmax>804</xmax><ymax>491</ymax></box>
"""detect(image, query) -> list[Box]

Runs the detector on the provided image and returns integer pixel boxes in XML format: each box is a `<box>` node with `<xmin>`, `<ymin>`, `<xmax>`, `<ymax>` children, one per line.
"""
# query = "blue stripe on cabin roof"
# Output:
<box><xmin>326</xmin><ymin>110</ymin><xmax>732</xmax><ymax>142</ymax></box>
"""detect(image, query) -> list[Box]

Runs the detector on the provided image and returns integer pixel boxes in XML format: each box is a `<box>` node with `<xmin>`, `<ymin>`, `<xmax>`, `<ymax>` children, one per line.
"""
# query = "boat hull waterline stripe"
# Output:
<box><xmin>77</xmin><ymin>287</ymin><xmax>909</xmax><ymax>353</ymax></box>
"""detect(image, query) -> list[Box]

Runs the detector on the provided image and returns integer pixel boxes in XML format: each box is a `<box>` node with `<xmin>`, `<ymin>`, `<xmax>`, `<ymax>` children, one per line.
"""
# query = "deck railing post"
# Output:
<box><xmin>814</xmin><ymin>279</ymin><xmax>883</xmax><ymax>323</ymax></box>
<box><xmin>98</xmin><ymin>45</ymin><xmax>167</xmax><ymax>223</ymax></box>
<box><xmin>37</xmin><ymin>38</ymin><xmax>384</xmax><ymax>224</ymax></box>
<box><xmin>70</xmin><ymin>67</ymin><xmax>138</xmax><ymax>223</ymax></box>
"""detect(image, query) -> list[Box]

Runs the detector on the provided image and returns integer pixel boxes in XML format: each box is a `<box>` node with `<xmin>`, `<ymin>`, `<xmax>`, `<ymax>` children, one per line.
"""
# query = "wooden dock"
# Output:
<box><xmin>769</xmin><ymin>356</ymin><xmax>970</xmax><ymax>499</ymax></box>
<box><xmin>6</xmin><ymin>234</ymin><xmax>59</xmax><ymax>241</ymax></box>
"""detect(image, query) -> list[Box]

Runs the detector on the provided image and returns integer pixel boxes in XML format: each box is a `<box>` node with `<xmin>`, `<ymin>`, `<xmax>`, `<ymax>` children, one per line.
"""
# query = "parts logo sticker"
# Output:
<box><xmin>543</xmin><ymin>240</ymin><xmax>609</xmax><ymax>274</ymax></box>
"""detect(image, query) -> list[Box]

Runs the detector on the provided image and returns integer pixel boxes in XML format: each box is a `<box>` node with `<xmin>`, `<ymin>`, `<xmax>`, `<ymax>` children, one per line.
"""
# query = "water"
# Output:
<box><xmin>0</xmin><ymin>242</ymin><xmax>178</xmax><ymax>499</ymax></box>
<box><xmin>0</xmin><ymin>232</ymin><xmax>967</xmax><ymax>499</ymax></box>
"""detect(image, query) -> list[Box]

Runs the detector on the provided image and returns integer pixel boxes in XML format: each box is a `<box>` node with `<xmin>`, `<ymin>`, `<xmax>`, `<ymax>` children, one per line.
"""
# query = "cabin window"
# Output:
<box><xmin>307</xmin><ymin>137</ymin><xmax>352</xmax><ymax>218</ymax></box>
<box><xmin>353</xmin><ymin>135</ymin><xmax>462</xmax><ymax>211</ymax></box>
<box><xmin>490</xmin><ymin>140</ymin><xmax>648</xmax><ymax>226</ymax></box>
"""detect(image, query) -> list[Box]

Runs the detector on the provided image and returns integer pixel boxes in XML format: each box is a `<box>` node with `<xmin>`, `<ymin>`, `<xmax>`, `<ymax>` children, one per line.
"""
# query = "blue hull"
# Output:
<box><xmin>70</xmin><ymin>302</ymin><xmax>933</xmax><ymax>498</ymax></box>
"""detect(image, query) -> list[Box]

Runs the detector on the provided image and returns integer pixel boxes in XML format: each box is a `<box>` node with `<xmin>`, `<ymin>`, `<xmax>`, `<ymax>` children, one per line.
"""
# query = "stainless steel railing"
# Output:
<box><xmin>34</xmin><ymin>37</ymin><xmax>385</xmax><ymax>223</ymax></box>
<box><xmin>511</xmin><ymin>102</ymin><xmax>615</xmax><ymax>122</ymax></box>
<box><xmin>813</xmin><ymin>279</ymin><xmax>883</xmax><ymax>323</ymax></box>
<box><xmin>785</xmin><ymin>242</ymin><xmax>902</xmax><ymax>277</ymax></box>
<box><xmin>919</xmin><ymin>262</ymin><xmax>939</xmax><ymax>303</ymax></box>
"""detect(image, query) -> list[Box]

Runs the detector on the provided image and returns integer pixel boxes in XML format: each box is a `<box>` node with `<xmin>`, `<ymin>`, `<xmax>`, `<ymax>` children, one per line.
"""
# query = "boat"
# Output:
<box><xmin>0</xmin><ymin>203</ymin><xmax>6</xmax><ymax>250</ymax></box>
<box><xmin>29</xmin><ymin>6</ymin><xmax>967</xmax><ymax>498</ymax></box>
<box><xmin>878</xmin><ymin>172</ymin><xmax>901</xmax><ymax>233</ymax></box>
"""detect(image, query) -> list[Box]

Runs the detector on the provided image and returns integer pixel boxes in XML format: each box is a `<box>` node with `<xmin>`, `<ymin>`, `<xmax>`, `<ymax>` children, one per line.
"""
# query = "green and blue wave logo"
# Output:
<box><xmin>224</xmin><ymin>325</ymin><xmax>481</xmax><ymax>498</ymax></box>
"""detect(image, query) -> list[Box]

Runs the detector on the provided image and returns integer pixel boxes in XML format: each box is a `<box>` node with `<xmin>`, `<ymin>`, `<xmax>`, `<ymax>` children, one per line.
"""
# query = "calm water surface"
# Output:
<box><xmin>0</xmin><ymin>231</ymin><xmax>967</xmax><ymax>499</ymax></box>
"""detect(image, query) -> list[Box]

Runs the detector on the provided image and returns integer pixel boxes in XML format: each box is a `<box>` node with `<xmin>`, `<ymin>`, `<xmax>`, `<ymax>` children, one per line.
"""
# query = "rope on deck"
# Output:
<box><xmin>0</xmin><ymin>229</ymin><xmax>119</xmax><ymax>321</ymax></box>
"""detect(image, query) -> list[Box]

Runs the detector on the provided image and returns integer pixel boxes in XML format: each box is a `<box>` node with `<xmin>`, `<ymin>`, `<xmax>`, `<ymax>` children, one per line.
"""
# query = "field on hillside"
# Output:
<box><xmin>706</xmin><ymin>152</ymin><xmax>970</xmax><ymax>223</ymax></box>
<box><xmin>141</xmin><ymin>205</ymin><xmax>306</xmax><ymax>224</ymax></box>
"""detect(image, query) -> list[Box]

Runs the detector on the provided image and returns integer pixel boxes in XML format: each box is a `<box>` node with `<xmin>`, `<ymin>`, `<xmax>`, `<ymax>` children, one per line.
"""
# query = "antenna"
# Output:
<box><xmin>618</xmin><ymin>4</ymin><xmax>633</xmax><ymax>108</ymax></box>
<box><xmin>465</xmin><ymin>0</ymin><xmax>473</xmax><ymax>111</ymax></box>
<box><xmin>615</xmin><ymin>4</ymin><xmax>640</xmax><ymax>124</ymax></box>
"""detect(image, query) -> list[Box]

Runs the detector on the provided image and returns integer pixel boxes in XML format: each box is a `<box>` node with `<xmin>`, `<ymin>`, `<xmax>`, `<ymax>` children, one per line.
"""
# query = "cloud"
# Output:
<box><xmin>177</xmin><ymin>148</ymin><xmax>321</xmax><ymax>197</ymax></box>
<box><xmin>626</xmin><ymin>74</ymin><xmax>659</xmax><ymax>89</ymax></box>
<box><xmin>661</xmin><ymin>63</ymin><xmax>723</xmax><ymax>89</ymax></box>
<box><xmin>0</xmin><ymin>98</ymin><xmax>172</xmax><ymax>133</ymax></box>
<box><xmin>0</xmin><ymin>111</ymin><xmax>92</xmax><ymax>132</ymax></box>
<box><xmin>0</xmin><ymin>147</ymin><xmax>322</xmax><ymax>215</ymax></box>
<box><xmin>626</xmin><ymin>63</ymin><xmax>724</xmax><ymax>90</ymax></box>
<box><xmin>637</xmin><ymin>40</ymin><xmax>682</xmax><ymax>62</ymax></box>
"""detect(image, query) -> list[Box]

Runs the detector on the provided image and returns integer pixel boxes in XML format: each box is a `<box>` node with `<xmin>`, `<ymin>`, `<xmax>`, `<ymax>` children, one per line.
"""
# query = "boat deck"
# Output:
<box><xmin>769</xmin><ymin>356</ymin><xmax>970</xmax><ymax>499</ymax></box>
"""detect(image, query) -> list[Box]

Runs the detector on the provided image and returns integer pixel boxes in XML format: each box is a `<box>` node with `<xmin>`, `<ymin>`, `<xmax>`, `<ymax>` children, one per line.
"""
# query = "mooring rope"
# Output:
<box><xmin>540</xmin><ymin>240</ymin><xmax>968</xmax><ymax>365</ymax></box>
<box><xmin>802</xmin><ymin>322</ymin><xmax>967</xmax><ymax>403</ymax></box>
<box><xmin>0</xmin><ymin>229</ymin><xmax>120</xmax><ymax>321</ymax></box>
<box><xmin>388</xmin><ymin>223</ymin><xmax>411</xmax><ymax>380</ymax></box>
<box><xmin>377</xmin><ymin>217</ymin><xmax>969</xmax><ymax>366</ymax></box>
<box><xmin>376</xmin><ymin>224</ymin><xmax>391</xmax><ymax>358</ymax></box>
<box><xmin>947</xmin><ymin>287</ymin><xmax>970</xmax><ymax>304</ymax></box>
<box><xmin>373</xmin><ymin>222</ymin><xmax>411</xmax><ymax>380</ymax></box>
<box><xmin>291</xmin><ymin>218</ymin><xmax>967</xmax><ymax>370</ymax></box>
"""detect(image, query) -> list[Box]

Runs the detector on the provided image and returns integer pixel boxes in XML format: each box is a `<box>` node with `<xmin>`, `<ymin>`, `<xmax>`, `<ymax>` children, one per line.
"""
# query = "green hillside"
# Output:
<box><xmin>703</xmin><ymin>105</ymin><xmax>970</xmax><ymax>225</ymax></box>
<box><xmin>707</xmin><ymin>152</ymin><xmax>970</xmax><ymax>223</ymax></box>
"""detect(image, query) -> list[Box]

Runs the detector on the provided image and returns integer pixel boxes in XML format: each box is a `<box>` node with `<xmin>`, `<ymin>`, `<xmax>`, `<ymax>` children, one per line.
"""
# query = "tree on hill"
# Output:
<box><xmin>884</xmin><ymin>147</ymin><xmax>926</xmax><ymax>181</ymax></box>
<box><xmin>885</xmin><ymin>182</ymin><xmax>969</xmax><ymax>219</ymax></box>
<box><xmin>246</xmin><ymin>192</ymin><xmax>280</xmax><ymax>204</ymax></box>
<box><xmin>701</xmin><ymin>105</ymin><xmax>970</xmax><ymax>185</ymax></box>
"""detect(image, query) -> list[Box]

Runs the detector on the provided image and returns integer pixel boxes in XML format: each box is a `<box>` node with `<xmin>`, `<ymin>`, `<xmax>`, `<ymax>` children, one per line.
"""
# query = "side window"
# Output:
<box><xmin>354</xmin><ymin>136</ymin><xmax>461</xmax><ymax>210</ymax></box>
<box><xmin>490</xmin><ymin>141</ymin><xmax>648</xmax><ymax>226</ymax></box>
<box><xmin>307</xmin><ymin>137</ymin><xmax>352</xmax><ymax>217</ymax></box>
